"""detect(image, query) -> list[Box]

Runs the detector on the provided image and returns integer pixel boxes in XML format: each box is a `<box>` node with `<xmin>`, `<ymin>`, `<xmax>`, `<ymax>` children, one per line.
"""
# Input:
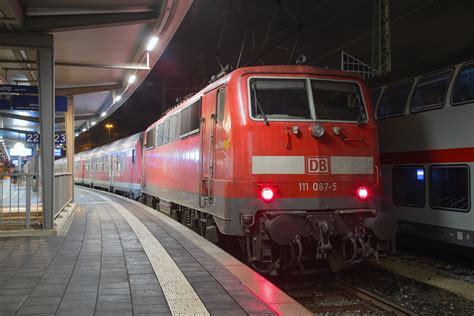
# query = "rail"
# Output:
<box><xmin>54</xmin><ymin>172</ymin><xmax>73</xmax><ymax>219</ymax></box>
<box><xmin>0</xmin><ymin>173</ymin><xmax>41</xmax><ymax>229</ymax></box>
<box><xmin>335</xmin><ymin>279</ymin><xmax>416</xmax><ymax>315</ymax></box>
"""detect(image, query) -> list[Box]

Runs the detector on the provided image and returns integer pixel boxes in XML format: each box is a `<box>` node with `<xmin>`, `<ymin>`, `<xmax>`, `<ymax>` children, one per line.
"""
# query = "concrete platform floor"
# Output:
<box><xmin>0</xmin><ymin>187</ymin><xmax>311</xmax><ymax>316</ymax></box>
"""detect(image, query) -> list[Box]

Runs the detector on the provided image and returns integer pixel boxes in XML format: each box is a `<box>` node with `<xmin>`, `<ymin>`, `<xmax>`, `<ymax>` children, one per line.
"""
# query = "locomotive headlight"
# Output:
<box><xmin>311</xmin><ymin>123</ymin><xmax>325</xmax><ymax>138</ymax></box>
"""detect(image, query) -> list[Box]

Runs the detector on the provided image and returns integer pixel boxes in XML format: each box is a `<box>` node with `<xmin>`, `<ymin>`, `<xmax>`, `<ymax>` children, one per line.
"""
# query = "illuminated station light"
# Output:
<box><xmin>128</xmin><ymin>75</ymin><xmax>137</xmax><ymax>84</ymax></box>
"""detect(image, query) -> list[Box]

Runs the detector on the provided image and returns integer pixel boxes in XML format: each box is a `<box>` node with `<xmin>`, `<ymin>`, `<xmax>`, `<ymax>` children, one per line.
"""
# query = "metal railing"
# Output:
<box><xmin>54</xmin><ymin>172</ymin><xmax>73</xmax><ymax>219</ymax></box>
<box><xmin>0</xmin><ymin>173</ymin><xmax>41</xmax><ymax>229</ymax></box>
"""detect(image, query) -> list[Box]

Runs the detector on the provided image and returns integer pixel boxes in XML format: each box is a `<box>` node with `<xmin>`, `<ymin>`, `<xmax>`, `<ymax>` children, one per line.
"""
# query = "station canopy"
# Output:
<box><xmin>0</xmin><ymin>0</ymin><xmax>192</xmax><ymax>149</ymax></box>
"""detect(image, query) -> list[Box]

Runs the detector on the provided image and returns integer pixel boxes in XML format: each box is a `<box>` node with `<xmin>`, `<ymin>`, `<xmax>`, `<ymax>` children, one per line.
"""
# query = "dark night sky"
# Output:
<box><xmin>81</xmin><ymin>0</ymin><xmax>474</xmax><ymax>146</ymax></box>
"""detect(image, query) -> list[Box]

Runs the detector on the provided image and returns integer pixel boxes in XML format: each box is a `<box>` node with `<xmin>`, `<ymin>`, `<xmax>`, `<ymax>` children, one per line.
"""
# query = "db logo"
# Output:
<box><xmin>307</xmin><ymin>157</ymin><xmax>330</xmax><ymax>174</ymax></box>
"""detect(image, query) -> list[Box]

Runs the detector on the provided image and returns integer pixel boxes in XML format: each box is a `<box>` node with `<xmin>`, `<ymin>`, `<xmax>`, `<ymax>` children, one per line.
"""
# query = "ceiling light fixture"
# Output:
<box><xmin>146</xmin><ymin>36</ymin><xmax>159</xmax><ymax>51</ymax></box>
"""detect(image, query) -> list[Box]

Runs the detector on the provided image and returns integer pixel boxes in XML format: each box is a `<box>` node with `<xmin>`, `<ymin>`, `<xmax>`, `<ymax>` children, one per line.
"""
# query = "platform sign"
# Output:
<box><xmin>0</xmin><ymin>85</ymin><xmax>67</xmax><ymax>112</ymax></box>
<box><xmin>54</xmin><ymin>148</ymin><xmax>62</xmax><ymax>157</ymax></box>
<box><xmin>9</xmin><ymin>147</ymin><xmax>33</xmax><ymax>157</ymax></box>
<box><xmin>0</xmin><ymin>85</ymin><xmax>38</xmax><ymax>94</ymax></box>
<box><xmin>26</xmin><ymin>132</ymin><xmax>66</xmax><ymax>144</ymax></box>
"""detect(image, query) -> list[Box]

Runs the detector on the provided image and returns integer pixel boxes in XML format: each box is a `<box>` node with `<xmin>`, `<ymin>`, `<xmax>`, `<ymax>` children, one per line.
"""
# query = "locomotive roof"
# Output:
<box><xmin>146</xmin><ymin>65</ymin><xmax>364</xmax><ymax>131</ymax></box>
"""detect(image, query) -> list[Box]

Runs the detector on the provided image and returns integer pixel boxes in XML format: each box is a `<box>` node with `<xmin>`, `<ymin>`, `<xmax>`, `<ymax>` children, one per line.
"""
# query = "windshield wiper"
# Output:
<box><xmin>251</xmin><ymin>82</ymin><xmax>269</xmax><ymax>125</ymax></box>
<box><xmin>356</xmin><ymin>95</ymin><xmax>365</xmax><ymax>126</ymax></box>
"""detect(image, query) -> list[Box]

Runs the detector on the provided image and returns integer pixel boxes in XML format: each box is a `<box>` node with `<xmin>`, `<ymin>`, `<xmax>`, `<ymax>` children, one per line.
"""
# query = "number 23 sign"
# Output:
<box><xmin>26</xmin><ymin>132</ymin><xmax>66</xmax><ymax>144</ymax></box>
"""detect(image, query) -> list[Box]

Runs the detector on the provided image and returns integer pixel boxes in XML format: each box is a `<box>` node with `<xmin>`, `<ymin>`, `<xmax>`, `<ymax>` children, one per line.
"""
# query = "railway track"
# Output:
<box><xmin>335</xmin><ymin>279</ymin><xmax>416</xmax><ymax>315</ymax></box>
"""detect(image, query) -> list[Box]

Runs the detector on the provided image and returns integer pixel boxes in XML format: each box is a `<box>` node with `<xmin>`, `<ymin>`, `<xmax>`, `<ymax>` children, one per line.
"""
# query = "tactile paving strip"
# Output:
<box><xmin>90</xmin><ymin>191</ymin><xmax>209</xmax><ymax>315</ymax></box>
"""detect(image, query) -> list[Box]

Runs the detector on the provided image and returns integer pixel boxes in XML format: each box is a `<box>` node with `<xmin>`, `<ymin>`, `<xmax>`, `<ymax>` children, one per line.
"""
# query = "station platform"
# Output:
<box><xmin>0</xmin><ymin>187</ymin><xmax>311</xmax><ymax>316</ymax></box>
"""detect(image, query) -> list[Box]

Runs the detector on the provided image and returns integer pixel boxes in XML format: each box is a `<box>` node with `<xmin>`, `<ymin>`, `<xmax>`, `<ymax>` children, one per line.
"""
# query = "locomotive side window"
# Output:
<box><xmin>430</xmin><ymin>165</ymin><xmax>470</xmax><ymax>212</ymax></box>
<box><xmin>216</xmin><ymin>87</ymin><xmax>226</xmax><ymax>123</ymax></box>
<box><xmin>377</xmin><ymin>80</ymin><xmax>413</xmax><ymax>118</ymax></box>
<box><xmin>189</xmin><ymin>99</ymin><xmax>201</xmax><ymax>133</ymax></box>
<box><xmin>169</xmin><ymin>116</ymin><xmax>176</xmax><ymax>142</ymax></box>
<box><xmin>410</xmin><ymin>68</ymin><xmax>453</xmax><ymax>112</ymax></box>
<box><xmin>180</xmin><ymin>99</ymin><xmax>201</xmax><ymax>137</ymax></box>
<box><xmin>163</xmin><ymin>120</ymin><xmax>170</xmax><ymax>144</ymax></box>
<box><xmin>249</xmin><ymin>78</ymin><xmax>311</xmax><ymax>120</ymax></box>
<box><xmin>311</xmin><ymin>80</ymin><xmax>367</xmax><ymax>122</ymax></box>
<box><xmin>145</xmin><ymin>128</ymin><xmax>155</xmax><ymax>149</ymax></box>
<box><xmin>392</xmin><ymin>166</ymin><xmax>425</xmax><ymax>207</ymax></box>
<box><xmin>180</xmin><ymin>107</ymin><xmax>190</xmax><ymax>137</ymax></box>
<box><xmin>156</xmin><ymin>124</ymin><xmax>163</xmax><ymax>146</ymax></box>
<box><xmin>452</xmin><ymin>63</ymin><xmax>474</xmax><ymax>105</ymax></box>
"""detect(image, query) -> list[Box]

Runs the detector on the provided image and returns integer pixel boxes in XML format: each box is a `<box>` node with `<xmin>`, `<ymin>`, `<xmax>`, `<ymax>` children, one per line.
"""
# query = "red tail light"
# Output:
<box><xmin>357</xmin><ymin>187</ymin><xmax>369</xmax><ymax>200</ymax></box>
<box><xmin>260</xmin><ymin>187</ymin><xmax>275</xmax><ymax>202</ymax></box>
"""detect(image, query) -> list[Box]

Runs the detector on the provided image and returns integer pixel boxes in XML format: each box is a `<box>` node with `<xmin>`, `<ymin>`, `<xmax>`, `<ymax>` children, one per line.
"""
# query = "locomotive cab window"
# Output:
<box><xmin>377</xmin><ymin>80</ymin><xmax>413</xmax><ymax>118</ymax></box>
<box><xmin>311</xmin><ymin>80</ymin><xmax>367</xmax><ymax>122</ymax></box>
<box><xmin>410</xmin><ymin>68</ymin><xmax>453</xmax><ymax>112</ymax></box>
<box><xmin>249</xmin><ymin>78</ymin><xmax>311</xmax><ymax>120</ymax></box>
<box><xmin>430</xmin><ymin>165</ymin><xmax>470</xmax><ymax>211</ymax></box>
<box><xmin>393</xmin><ymin>166</ymin><xmax>425</xmax><ymax>207</ymax></box>
<box><xmin>145</xmin><ymin>128</ymin><xmax>155</xmax><ymax>149</ymax></box>
<box><xmin>452</xmin><ymin>63</ymin><xmax>474</xmax><ymax>105</ymax></box>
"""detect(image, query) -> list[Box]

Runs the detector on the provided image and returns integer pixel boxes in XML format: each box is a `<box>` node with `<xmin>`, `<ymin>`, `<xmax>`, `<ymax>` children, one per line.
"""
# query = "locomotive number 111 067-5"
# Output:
<box><xmin>298</xmin><ymin>182</ymin><xmax>337</xmax><ymax>192</ymax></box>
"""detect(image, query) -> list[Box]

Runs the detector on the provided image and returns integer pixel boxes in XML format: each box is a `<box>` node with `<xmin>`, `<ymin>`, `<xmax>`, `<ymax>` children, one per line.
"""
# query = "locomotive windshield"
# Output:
<box><xmin>249</xmin><ymin>77</ymin><xmax>367</xmax><ymax>122</ymax></box>
<box><xmin>250</xmin><ymin>78</ymin><xmax>312</xmax><ymax>120</ymax></box>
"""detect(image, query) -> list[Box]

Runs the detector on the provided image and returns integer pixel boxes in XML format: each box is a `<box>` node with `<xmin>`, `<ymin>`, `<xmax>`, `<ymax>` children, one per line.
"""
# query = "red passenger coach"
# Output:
<box><xmin>76</xmin><ymin>133</ymin><xmax>143</xmax><ymax>199</ymax></box>
<box><xmin>142</xmin><ymin>65</ymin><xmax>396</xmax><ymax>272</ymax></box>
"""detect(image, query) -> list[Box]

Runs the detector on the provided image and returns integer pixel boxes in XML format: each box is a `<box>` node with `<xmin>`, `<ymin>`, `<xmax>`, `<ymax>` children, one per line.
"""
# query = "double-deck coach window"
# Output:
<box><xmin>410</xmin><ymin>69</ymin><xmax>453</xmax><ymax>112</ymax></box>
<box><xmin>180</xmin><ymin>98</ymin><xmax>201</xmax><ymax>137</ymax></box>
<box><xmin>371</xmin><ymin>88</ymin><xmax>382</xmax><ymax>107</ymax></box>
<box><xmin>430</xmin><ymin>166</ymin><xmax>470</xmax><ymax>211</ymax></box>
<box><xmin>393</xmin><ymin>166</ymin><xmax>425</xmax><ymax>207</ymax></box>
<box><xmin>453</xmin><ymin>63</ymin><xmax>474</xmax><ymax>105</ymax></box>
<box><xmin>377</xmin><ymin>80</ymin><xmax>413</xmax><ymax>118</ymax></box>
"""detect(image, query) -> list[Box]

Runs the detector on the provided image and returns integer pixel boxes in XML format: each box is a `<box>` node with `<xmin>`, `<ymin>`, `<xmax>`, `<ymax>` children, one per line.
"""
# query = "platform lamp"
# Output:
<box><xmin>105</xmin><ymin>123</ymin><xmax>114</xmax><ymax>142</ymax></box>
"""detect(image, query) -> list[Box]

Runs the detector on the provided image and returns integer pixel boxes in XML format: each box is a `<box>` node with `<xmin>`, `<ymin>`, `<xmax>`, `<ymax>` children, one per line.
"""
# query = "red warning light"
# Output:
<box><xmin>357</xmin><ymin>187</ymin><xmax>369</xmax><ymax>200</ymax></box>
<box><xmin>261</xmin><ymin>187</ymin><xmax>275</xmax><ymax>202</ymax></box>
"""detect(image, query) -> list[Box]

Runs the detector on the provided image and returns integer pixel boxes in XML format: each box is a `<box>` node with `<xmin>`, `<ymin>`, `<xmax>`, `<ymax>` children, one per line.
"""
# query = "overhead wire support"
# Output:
<box><xmin>371</xmin><ymin>0</ymin><xmax>392</xmax><ymax>75</ymax></box>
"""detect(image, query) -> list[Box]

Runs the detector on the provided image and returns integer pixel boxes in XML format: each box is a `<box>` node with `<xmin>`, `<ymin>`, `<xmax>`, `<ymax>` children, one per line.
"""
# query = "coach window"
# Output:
<box><xmin>393</xmin><ymin>166</ymin><xmax>425</xmax><ymax>207</ymax></box>
<box><xmin>410</xmin><ymin>69</ymin><xmax>453</xmax><ymax>112</ymax></box>
<box><xmin>169</xmin><ymin>116</ymin><xmax>176</xmax><ymax>142</ymax></box>
<box><xmin>452</xmin><ymin>63</ymin><xmax>474</xmax><ymax>105</ymax></box>
<box><xmin>156</xmin><ymin>124</ymin><xmax>163</xmax><ymax>146</ymax></box>
<box><xmin>216</xmin><ymin>87</ymin><xmax>226</xmax><ymax>123</ymax></box>
<box><xmin>430</xmin><ymin>165</ymin><xmax>470</xmax><ymax>211</ymax></box>
<box><xmin>145</xmin><ymin>127</ymin><xmax>155</xmax><ymax>149</ymax></box>
<box><xmin>371</xmin><ymin>88</ymin><xmax>382</xmax><ymax>108</ymax></box>
<box><xmin>163</xmin><ymin>120</ymin><xmax>170</xmax><ymax>144</ymax></box>
<box><xmin>377</xmin><ymin>80</ymin><xmax>413</xmax><ymax>118</ymax></box>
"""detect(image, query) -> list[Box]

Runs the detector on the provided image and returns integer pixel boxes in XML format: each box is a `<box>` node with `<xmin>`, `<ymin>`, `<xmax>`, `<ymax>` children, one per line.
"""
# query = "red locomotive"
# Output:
<box><xmin>64</xmin><ymin>65</ymin><xmax>397</xmax><ymax>273</ymax></box>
